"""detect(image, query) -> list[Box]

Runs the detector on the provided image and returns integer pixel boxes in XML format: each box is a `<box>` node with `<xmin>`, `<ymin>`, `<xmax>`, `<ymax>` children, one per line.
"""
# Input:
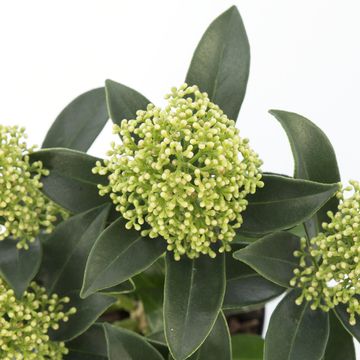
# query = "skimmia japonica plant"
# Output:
<box><xmin>0</xmin><ymin>5</ymin><xmax>357</xmax><ymax>360</ymax></box>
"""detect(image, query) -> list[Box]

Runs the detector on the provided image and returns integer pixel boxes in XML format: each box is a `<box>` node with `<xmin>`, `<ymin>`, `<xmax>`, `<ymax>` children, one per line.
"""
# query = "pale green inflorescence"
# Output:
<box><xmin>291</xmin><ymin>181</ymin><xmax>360</xmax><ymax>325</ymax></box>
<box><xmin>0</xmin><ymin>278</ymin><xmax>76</xmax><ymax>359</ymax></box>
<box><xmin>0</xmin><ymin>125</ymin><xmax>68</xmax><ymax>249</ymax></box>
<box><xmin>94</xmin><ymin>84</ymin><xmax>264</xmax><ymax>260</ymax></box>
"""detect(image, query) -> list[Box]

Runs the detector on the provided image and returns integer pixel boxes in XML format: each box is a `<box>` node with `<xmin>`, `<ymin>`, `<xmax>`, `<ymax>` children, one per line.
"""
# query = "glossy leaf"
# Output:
<box><xmin>42</xmin><ymin>88</ymin><xmax>108</xmax><ymax>152</ymax></box>
<box><xmin>270</xmin><ymin>110</ymin><xmax>340</xmax><ymax>237</ymax></box>
<box><xmin>65</xmin><ymin>324</ymin><xmax>108</xmax><ymax>360</ymax></box>
<box><xmin>223</xmin><ymin>251</ymin><xmax>284</xmax><ymax>309</ymax></box>
<box><xmin>265</xmin><ymin>290</ymin><xmax>329</xmax><ymax>360</ymax></box>
<box><xmin>30</xmin><ymin>148</ymin><xmax>108</xmax><ymax>213</ymax></box>
<box><xmin>147</xmin><ymin>335</ymin><xmax>169</xmax><ymax>359</ymax></box>
<box><xmin>40</xmin><ymin>205</ymin><xmax>116</xmax><ymax>341</ymax></box>
<box><xmin>187</xmin><ymin>312</ymin><xmax>231</xmax><ymax>360</ymax></box>
<box><xmin>323</xmin><ymin>311</ymin><xmax>355</xmax><ymax>360</ymax></box>
<box><xmin>52</xmin><ymin>290</ymin><xmax>115</xmax><ymax>342</ymax></box>
<box><xmin>233</xmin><ymin>232</ymin><xmax>300</xmax><ymax>287</ymax></box>
<box><xmin>0</xmin><ymin>237</ymin><xmax>41</xmax><ymax>298</ymax></box>
<box><xmin>186</xmin><ymin>6</ymin><xmax>250</xmax><ymax>120</ymax></box>
<box><xmin>240</xmin><ymin>174</ymin><xmax>338</xmax><ymax>235</ymax></box>
<box><xmin>104</xmin><ymin>323</ymin><xmax>163</xmax><ymax>360</ymax></box>
<box><xmin>164</xmin><ymin>253</ymin><xmax>226</xmax><ymax>360</ymax></box>
<box><xmin>81</xmin><ymin>217</ymin><xmax>166</xmax><ymax>298</ymax></box>
<box><xmin>100</xmin><ymin>280</ymin><xmax>135</xmax><ymax>295</ymax></box>
<box><xmin>232</xmin><ymin>334</ymin><xmax>264</xmax><ymax>360</ymax></box>
<box><xmin>133</xmin><ymin>259</ymin><xmax>165</xmax><ymax>333</ymax></box>
<box><xmin>335</xmin><ymin>303</ymin><xmax>360</xmax><ymax>342</ymax></box>
<box><xmin>105</xmin><ymin>79</ymin><xmax>150</xmax><ymax>126</ymax></box>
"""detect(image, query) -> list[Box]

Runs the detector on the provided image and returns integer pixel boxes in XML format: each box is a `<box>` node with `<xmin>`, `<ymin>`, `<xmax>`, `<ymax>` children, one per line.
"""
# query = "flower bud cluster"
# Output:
<box><xmin>0</xmin><ymin>125</ymin><xmax>68</xmax><ymax>249</ymax></box>
<box><xmin>291</xmin><ymin>181</ymin><xmax>360</xmax><ymax>325</ymax></box>
<box><xmin>0</xmin><ymin>278</ymin><xmax>76</xmax><ymax>359</ymax></box>
<box><xmin>94</xmin><ymin>84</ymin><xmax>263</xmax><ymax>260</ymax></box>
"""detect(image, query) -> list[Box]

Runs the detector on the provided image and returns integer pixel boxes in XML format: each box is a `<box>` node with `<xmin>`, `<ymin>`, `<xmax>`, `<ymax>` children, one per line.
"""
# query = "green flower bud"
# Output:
<box><xmin>0</xmin><ymin>125</ymin><xmax>68</xmax><ymax>249</ymax></box>
<box><xmin>95</xmin><ymin>84</ymin><xmax>263</xmax><ymax>260</ymax></box>
<box><xmin>0</xmin><ymin>278</ymin><xmax>76</xmax><ymax>359</ymax></box>
<box><xmin>291</xmin><ymin>181</ymin><xmax>360</xmax><ymax>324</ymax></box>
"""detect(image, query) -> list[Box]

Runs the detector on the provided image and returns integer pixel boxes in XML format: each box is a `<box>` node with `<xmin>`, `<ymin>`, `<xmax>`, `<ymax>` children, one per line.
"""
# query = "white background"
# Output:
<box><xmin>1</xmin><ymin>0</ymin><xmax>360</xmax><ymax>355</ymax></box>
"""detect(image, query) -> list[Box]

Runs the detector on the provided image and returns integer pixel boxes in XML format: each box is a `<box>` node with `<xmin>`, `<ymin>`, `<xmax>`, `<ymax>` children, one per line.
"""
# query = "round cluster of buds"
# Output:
<box><xmin>291</xmin><ymin>181</ymin><xmax>360</xmax><ymax>325</ymax></box>
<box><xmin>0</xmin><ymin>125</ymin><xmax>68</xmax><ymax>249</ymax></box>
<box><xmin>0</xmin><ymin>278</ymin><xmax>76</xmax><ymax>359</ymax></box>
<box><xmin>94</xmin><ymin>84</ymin><xmax>263</xmax><ymax>260</ymax></box>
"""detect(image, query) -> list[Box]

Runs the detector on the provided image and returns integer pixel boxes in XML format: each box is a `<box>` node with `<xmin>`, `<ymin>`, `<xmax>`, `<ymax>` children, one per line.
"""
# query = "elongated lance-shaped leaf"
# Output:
<box><xmin>186</xmin><ymin>312</ymin><xmax>231</xmax><ymax>360</ymax></box>
<box><xmin>104</xmin><ymin>323</ymin><xmax>164</xmax><ymax>360</ymax></box>
<box><xmin>239</xmin><ymin>174</ymin><xmax>339</xmax><ymax>236</ymax></box>
<box><xmin>40</xmin><ymin>204</ymin><xmax>116</xmax><ymax>341</ymax></box>
<box><xmin>323</xmin><ymin>311</ymin><xmax>355</xmax><ymax>360</ymax></box>
<box><xmin>233</xmin><ymin>232</ymin><xmax>300</xmax><ymax>287</ymax></box>
<box><xmin>164</xmin><ymin>252</ymin><xmax>226</xmax><ymax>360</ymax></box>
<box><xmin>0</xmin><ymin>237</ymin><xmax>41</xmax><ymax>298</ymax></box>
<box><xmin>30</xmin><ymin>148</ymin><xmax>108</xmax><ymax>213</ymax></box>
<box><xmin>105</xmin><ymin>79</ymin><xmax>150</xmax><ymax>126</ymax></box>
<box><xmin>99</xmin><ymin>280</ymin><xmax>135</xmax><ymax>295</ymax></box>
<box><xmin>270</xmin><ymin>110</ymin><xmax>340</xmax><ymax>238</ymax></box>
<box><xmin>65</xmin><ymin>324</ymin><xmax>108</xmax><ymax>360</ymax></box>
<box><xmin>168</xmin><ymin>313</ymin><xmax>231</xmax><ymax>360</ymax></box>
<box><xmin>265</xmin><ymin>290</ymin><xmax>329</xmax><ymax>360</ymax></box>
<box><xmin>223</xmin><ymin>250</ymin><xmax>284</xmax><ymax>309</ymax></box>
<box><xmin>81</xmin><ymin>217</ymin><xmax>166</xmax><ymax>298</ymax></box>
<box><xmin>42</xmin><ymin>88</ymin><xmax>108</xmax><ymax>152</ymax></box>
<box><xmin>186</xmin><ymin>6</ymin><xmax>250</xmax><ymax>121</ymax></box>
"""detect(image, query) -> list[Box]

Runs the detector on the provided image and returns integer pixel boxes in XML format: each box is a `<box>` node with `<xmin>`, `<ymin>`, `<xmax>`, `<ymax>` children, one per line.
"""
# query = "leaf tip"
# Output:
<box><xmin>79</xmin><ymin>285</ymin><xmax>93</xmax><ymax>299</ymax></box>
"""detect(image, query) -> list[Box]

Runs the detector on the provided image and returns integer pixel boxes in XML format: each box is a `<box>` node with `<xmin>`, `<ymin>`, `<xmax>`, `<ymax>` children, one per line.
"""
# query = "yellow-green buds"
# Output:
<box><xmin>292</xmin><ymin>181</ymin><xmax>360</xmax><ymax>325</ymax></box>
<box><xmin>0</xmin><ymin>278</ymin><xmax>76</xmax><ymax>359</ymax></box>
<box><xmin>0</xmin><ymin>125</ymin><xmax>68</xmax><ymax>249</ymax></box>
<box><xmin>94</xmin><ymin>84</ymin><xmax>263</xmax><ymax>260</ymax></box>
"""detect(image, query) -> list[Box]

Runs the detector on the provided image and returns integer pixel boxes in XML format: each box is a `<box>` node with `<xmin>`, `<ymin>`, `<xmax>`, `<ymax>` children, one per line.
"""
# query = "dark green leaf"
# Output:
<box><xmin>41</xmin><ymin>205</ymin><xmax>110</xmax><ymax>294</ymax></box>
<box><xmin>233</xmin><ymin>232</ymin><xmax>300</xmax><ymax>287</ymax></box>
<box><xmin>40</xmin><ymin>205</ymin><xmax>116</xmax><ymax>341</ymax></box>
<box><xmin>240</xmin><ymin>174</ymin><xmax>338</xmax><ymax>235</ymax></box>
<box><xmin>104</xmin><ymin>323</ymin><xmax>163</xmax><ymax>360</ymax></box>
<box><xmin>105</xmin><ymin>79</ymin><xmax>150</xmax><ymax>126</ymax></box>
<box><xmin>164</xmin><ymin>253</ymin><xmax>226</xmax><ymax>360</ymax></box>
<box><xmin>30</xmin><ymin>148</ymin><xmax>108</xmax><ymax>213</ymax></box>
<box><xmin>186</xmin><ymin>6</ymin><xmax>250</xmax><ymax>120</ymax></box>
<box><xmin>52</xmin><ymin>290</ymin><xmax>114</xmax><ymax>342</ymax></box>
<box><xmin>232</xmin><ymin>334</ymin><xmax>264</xmax><ymax>360</ymax></box>
<box><xmin>270</xmin><ymin>110</ymin><xmax>340</xmax><ymax>237</ymax></box>
<box><xmin>65</xmin><ymin>324</ymin><xmax>108</xmax><ymax>360</ymax></box>
<box><xmin>42</xmin><ymin>88</ymin><xmax>108</xmax><ymax>152</ymax></box>
<box><xmin>335</xmin><ymin>303</ymin><xmax>360</xmax><ymax>342</ymax></box>
<box><xmin>187</xmin><ymin>312</ymin><xmax>231</xmax><ymax>360</ymax></box>
<box><xmin>147</xmin><ymin>335</ymin><xmax>169</xmax><ymax>359</ymax></box>
<box><xmin>146</xmin><ymin>331</ymin><xmax>169</xmax><ymax>359</ymax></box>
<box><xmin>81</xmin><ymin>217</ymin><xmax>166</xmax><ymax>298</ymax></box>
<box><xmin>232</xmin><ymin>232</ymin><xmax>260</xmax><ymax>245</ymax></box>
<box><xmin>223</xmin><ymin>251</ymin><xmax>284</xmax><ymax>309</ymax></box>
<box><xmin>100</xmin><ymin>280</ymin><xmax>135</xmax><ymax>295</ymax></box>
<box><xmin>147</xmin><ymin>331</ymin><xmax>167</xmax><ymax>344</ymax></box>
<box><xmin>265</xmin><ymin>290</ymin><xmax>329</xmax><ymax>360</ymax></box>
<box><xmin>133</xmin><ymin>259</ymin><xmax>165</xmax><ymax>333</ymax></box>
<box><xmin>0</xmin><ymin>237</ymin><xmax>41</xmax><ymax>298</ymax></box>
<box><xmin>323</xmin><ymin>311</ymin><xmax>355</xmax><ymax>360</ymax></box>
